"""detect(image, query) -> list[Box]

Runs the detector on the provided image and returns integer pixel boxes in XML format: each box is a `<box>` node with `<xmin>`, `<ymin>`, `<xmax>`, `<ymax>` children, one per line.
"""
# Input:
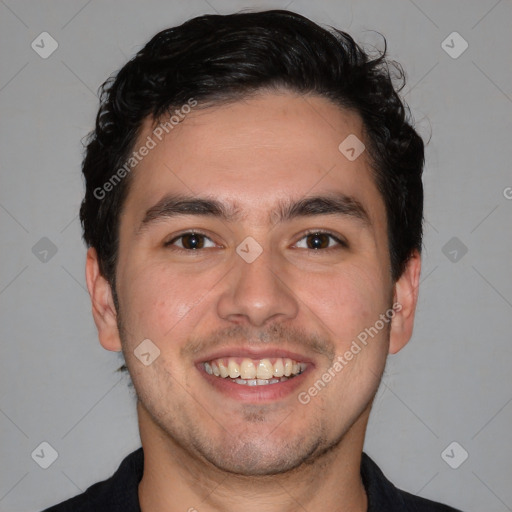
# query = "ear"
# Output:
<box><xmin>389</xmin><ymin>250</ymin><xmax>421</xmax><ymax>355</ymax></box>
<box><xmin>85</xmin><ymin>247</ymin><xmax>122</xmax><ymax>352</ymax></box>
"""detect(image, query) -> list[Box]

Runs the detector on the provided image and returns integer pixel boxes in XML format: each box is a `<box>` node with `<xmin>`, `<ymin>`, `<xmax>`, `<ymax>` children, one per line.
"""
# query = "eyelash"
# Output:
<box><xmin>164</xmin><ymin>230</ymin><xmax>348</xmax><ymax>252</ymax></box>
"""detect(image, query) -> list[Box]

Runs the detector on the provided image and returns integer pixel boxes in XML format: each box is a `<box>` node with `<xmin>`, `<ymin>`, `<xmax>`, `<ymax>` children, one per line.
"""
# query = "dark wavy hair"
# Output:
<box><xmin>80</xmin><ymin>9</ymin><xmax>424</xmax><ymax>292</ymax></box>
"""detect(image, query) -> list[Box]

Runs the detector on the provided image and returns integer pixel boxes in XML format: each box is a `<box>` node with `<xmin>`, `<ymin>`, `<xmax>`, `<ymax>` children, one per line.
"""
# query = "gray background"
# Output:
<box><xmin>1</xmin><ymin>1</ymin><xmax>511</xmax><ymax>511</ymax></box>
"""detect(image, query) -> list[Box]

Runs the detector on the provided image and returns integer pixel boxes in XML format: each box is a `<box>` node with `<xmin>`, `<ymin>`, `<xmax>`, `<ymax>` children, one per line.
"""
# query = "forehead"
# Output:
<box><xmin>121</xmin><ymin>92</ymin><xmax>385</xmax><ymax>227</ymax></box>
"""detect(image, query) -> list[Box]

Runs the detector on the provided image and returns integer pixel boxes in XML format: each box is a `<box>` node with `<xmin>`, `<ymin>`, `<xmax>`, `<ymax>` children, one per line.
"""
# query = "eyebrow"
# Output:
<box><xmin>138</xmin><ymin>193</ymin><xmax>371</xmax><ymax>233</ymax></box>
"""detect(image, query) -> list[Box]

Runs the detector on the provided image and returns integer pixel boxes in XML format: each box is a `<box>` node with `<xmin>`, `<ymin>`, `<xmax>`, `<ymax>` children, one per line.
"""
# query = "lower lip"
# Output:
<box><xmin>198</xmin><ymin>365</ymin><xmax>311</xmax><ymax>403</ymax></box>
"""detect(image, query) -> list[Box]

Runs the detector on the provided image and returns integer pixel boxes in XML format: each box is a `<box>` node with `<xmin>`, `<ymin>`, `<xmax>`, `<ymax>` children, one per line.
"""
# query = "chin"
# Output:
<box><xmin>193</xmin><ymin>432</ymin><xmax>326</xmax><ymax>476</ymax></box>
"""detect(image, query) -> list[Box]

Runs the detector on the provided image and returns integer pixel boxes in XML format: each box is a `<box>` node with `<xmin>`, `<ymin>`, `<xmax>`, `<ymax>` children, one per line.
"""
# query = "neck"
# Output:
<box><xmin>137</xmin><ymin>402</ymin><xmax>370</xmax><ymax>512</ymax></box>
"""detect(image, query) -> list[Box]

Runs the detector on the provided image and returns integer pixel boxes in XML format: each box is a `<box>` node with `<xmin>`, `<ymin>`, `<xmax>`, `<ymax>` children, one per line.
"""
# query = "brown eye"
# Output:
<box><xmin>166</xmin><ymin>232</ymin><xmax>215</xmax><ymax>250</ymax></box>
<box><xmin>295</xmin><ymin>231</ymin><xmax>346</xmax><ymax>250</ymax></box>
<box><xmin>305</xmin><ymin>233</ymin><xmax>330</xmax><ymax>249</ymax></box>
<box><xmin>181</xmin><ymin>233</ymin><xmax>204</xmax><ymax>249</ymax></box>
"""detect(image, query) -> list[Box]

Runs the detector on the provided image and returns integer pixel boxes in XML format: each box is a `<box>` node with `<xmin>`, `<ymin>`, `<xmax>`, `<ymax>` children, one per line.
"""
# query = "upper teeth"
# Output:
<box><xmin>204</xmin><ymin>357</ymin><xmax>306</xmax><ymax>380</ymax></box>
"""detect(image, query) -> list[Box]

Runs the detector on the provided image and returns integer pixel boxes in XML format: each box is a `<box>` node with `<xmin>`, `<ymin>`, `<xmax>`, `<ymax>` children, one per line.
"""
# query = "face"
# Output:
<box><xmin>87</xmin><ymin>91</ymin><xmax>420</xmax><ymax>476</ymax></box>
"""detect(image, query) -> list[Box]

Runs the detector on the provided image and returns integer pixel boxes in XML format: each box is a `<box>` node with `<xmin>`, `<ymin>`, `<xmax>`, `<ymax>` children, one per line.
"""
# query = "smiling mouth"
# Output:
<box><xmin>203</xmin><ymin>357</ymin><xmax>307</xmax><ymax>386</ymax></box>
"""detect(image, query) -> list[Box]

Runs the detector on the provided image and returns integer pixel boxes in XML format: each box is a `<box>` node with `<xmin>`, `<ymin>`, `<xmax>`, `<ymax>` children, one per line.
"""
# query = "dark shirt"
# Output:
<box><xmin>41</xmin><ymin>448</ymin><xmax>462</xmax><ymax>511</ymax></box>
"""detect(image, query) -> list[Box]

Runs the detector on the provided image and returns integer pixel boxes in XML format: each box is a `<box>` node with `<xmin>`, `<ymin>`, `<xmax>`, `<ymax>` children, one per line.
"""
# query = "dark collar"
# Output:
<box><xmin>44</xmin><ymin>448</ymin><xmax>461</xmax><ymax>511</ymax></box>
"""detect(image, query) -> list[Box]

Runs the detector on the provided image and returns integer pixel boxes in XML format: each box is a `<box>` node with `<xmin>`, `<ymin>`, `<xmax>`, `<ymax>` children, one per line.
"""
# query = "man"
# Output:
<box><xmin>43</xmin><ymin>9</ymin><xmax>463</xmax><ymax>512</ymax></box>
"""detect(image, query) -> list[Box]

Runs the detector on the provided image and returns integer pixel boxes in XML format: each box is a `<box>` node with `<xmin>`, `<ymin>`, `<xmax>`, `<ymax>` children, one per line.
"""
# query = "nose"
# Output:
<box><xmin>216</xmin><ymin>246</ymin><xmax>299</xmax><ymax>328</ymax></box>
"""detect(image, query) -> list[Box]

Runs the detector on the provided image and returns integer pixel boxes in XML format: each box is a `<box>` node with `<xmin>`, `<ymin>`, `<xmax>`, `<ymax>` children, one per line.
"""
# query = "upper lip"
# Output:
<box><xmin>195</xmin><ymin>346</ymin><xmax>315</xmax><ymax>365</ymax></box>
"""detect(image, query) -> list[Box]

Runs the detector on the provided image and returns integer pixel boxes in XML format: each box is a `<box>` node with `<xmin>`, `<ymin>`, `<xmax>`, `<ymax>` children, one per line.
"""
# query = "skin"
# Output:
<box><xmin>86</xmin><ymin>91</ymin><xmax>421</xmax><ymax>512</ymax></box>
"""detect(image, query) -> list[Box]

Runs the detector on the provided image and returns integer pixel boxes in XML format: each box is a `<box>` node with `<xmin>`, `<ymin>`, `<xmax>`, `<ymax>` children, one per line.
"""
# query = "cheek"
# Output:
<box><xmin>117</xmin><ymin>261</ymin><xmax>185</xmax><ymax>339</ymax></box>
<box><xmin>117</xmin><ymin>263</ymin><xmax>207</xmax><ymax>388</ymax></box>
<box><xmin>117</xmin><ymin>259</ymin><xmax>223</xmax><ymax>344</ymax></box>
<box><xmin>304</xmin><ymin>264</ymin><xmax>391</xmax><ymax>342</ymax></box>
